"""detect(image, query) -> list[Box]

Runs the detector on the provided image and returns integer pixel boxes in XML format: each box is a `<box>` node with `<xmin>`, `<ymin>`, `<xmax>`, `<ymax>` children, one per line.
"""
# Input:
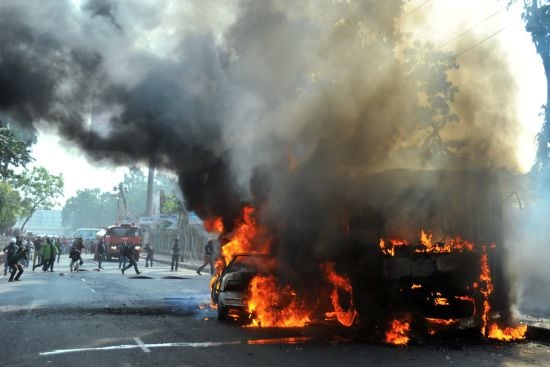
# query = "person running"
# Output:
<box><xmin>121</xmin><ymin>244</ymin><xmax>141</xmax><ymax>275</ymax></box>
<box><xmin>196</xmin><ymin>239</ymin><xmax>215</xmax><ymax>275</ymax></box>
<box><xmin>3</xmin><ymin>238</ymin><xmax>18</xmax><ymax>277</ymax></box>
<box><xmin>69</xmin><ymin>246</ymin><xmax>83</xmax><ymax>272</ymax></box>
<box><xmin>171</xmin><ymin>238</ymin><xmax>181</xmax><ymax>272</ymax></box>
<box><xmin>7</xmin><ymin>243</ymin><xmax>27</xmax><ymax>282</ymax></box>
<box><xmin>118</xmin><ymin>242</ymin><xmax>127</xmax><ymax>269</ymax></box>
<box><xmin>144</xmin><ymin>243</ymin><xmax>154</xmax><ymax>268</ymax></box>
<box><xmin>33</xmin><ymin>238</ymin><xmax>53</xmax><ymax>272</ymax></box>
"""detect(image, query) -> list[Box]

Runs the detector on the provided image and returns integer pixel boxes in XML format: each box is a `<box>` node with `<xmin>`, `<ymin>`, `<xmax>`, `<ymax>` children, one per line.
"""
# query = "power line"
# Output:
<box><xmin>455</xmin><ymin>21</ymin><xmax>518</xmax><ymax>57</ymax></box>
<box><xmin>401</xmin><ymin>0</ymin><xmax>432</xmax><ymax>19</ymax></box>
<box><xmin>438</xmin><ymin>5</ymin><xmax>509</xmax><ymax>48</ymax></box>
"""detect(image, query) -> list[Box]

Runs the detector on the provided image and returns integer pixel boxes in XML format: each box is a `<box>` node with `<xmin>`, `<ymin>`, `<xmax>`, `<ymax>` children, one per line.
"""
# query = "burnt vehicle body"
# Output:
<box><xmin>211</xmin><ymin>253</ymin><xmax>272</xmax><ymax>321</ymax></box>
<box><xmin>341</xmin><ymin>169</ymin><xmax>511</xmax><ymax>331</ymax></box>
<box><xmin>380</xmin><ymin>246</ymin><xmax>487</xmax><ymax>330</ymax></box>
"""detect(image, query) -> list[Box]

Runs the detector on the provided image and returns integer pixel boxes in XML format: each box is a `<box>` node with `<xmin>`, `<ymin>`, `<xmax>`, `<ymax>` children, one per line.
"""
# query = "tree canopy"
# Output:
<box><xmin>0</xmin><ymin>123</ymin><xmax>33</xmax><ymax>181</ymax></box>
<box><xmin>18</xmin><ymin>166</ymin><xmax>64</xmax><ymax>231</ymax></box>
<box><xmin>0</xmin><ymin>181</ymin><xmax>22</xmax><ymax>232</ymax></box>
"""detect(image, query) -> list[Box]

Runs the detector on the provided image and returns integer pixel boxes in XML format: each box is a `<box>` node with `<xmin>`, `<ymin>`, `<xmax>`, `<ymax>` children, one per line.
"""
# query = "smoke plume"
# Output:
<box><xmin>0</xmin><ymin>0</ymin><xmax>538</xmax><ymax>320</ymax></box>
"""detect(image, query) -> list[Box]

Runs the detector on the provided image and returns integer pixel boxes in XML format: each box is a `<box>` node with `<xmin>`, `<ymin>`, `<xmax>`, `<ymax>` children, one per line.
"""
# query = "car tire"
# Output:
<box><xmin>217</xmin><ymin>306</ymin><xmax>227</xmax><ymax>321</ymax></box>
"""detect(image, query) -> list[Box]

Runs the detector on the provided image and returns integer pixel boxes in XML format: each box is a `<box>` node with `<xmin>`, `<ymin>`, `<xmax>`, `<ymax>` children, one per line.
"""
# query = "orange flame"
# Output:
<box><xmin>478</xmin><ymin>245</ymin><xmax>527</xmax><ymax>341</ymax></box>
<box><xmin>380</xmin><ymin>231</ymin><xmax>475</xmax><ymax>256</ymax></box>
<box><xmin>455</xmin><ymin>295</ymin><xmax>476</xmax><ymax>317</ymax></box>
<box><xmin>379</xmin><ymin>238</ymin><xmax>408</xmax><ymax>256</ymax></box>
<box><xmin>487</xmin><ymin>323</ymin><xmax>528</xmax><ymax>341</ymax></box>
<box><xmin>479</xmin><ymin>245</ymin><xmax>494</xmax><ymax>336</ymax></box>
<box><xmin>220</xmin><ymin>206</ymin><xmax>271</xmax><ymax>266</ymax></box>
<box><xmin>203</xmin><ymin>217</ymin><xmax>224</xmax><ymax>233</ymax></box>
<box><xmin>385</xmin><ymin>319</ymin><xmax>410</xmax><ymax>345</ymax></box>
<box><xmin>411</xmin><ymin>283</ymin><xmax>422</xmax><ymax>289</ymax></box>
<box><xmin>247</xmin><ymin>275</ymin><xmax>311</xmax><ymax>327</ymax></box>
<box><xmin>425</xmin><ymin>318</ymin><xmax>460</xmax><ymax>326</ymax></box>
<box><xmin>420</xmin><ymin>230</ymin><xmax>433</xmax><ymax>249</ymax></box>
<box><xmin>322</xmin><ymin>262</ymin><xmax>358</xmax><ymax>327</ymax></box>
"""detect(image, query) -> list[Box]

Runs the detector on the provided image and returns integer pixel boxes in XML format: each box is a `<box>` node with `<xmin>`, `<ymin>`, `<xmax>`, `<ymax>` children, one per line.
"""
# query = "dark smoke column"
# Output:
<box><xmin>525</xmin><ymin>1</ymin><xmax>550</xmax><ymax>173</ymax></box>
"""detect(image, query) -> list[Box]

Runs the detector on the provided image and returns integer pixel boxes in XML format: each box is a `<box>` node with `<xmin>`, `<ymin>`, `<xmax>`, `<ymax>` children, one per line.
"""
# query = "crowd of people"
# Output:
<box><xmin>2</xmin><ymin>235</ymin><xmax>215</xmax><ymax>281</ymax></box>
<box><xmin>1</xmin><ymin>235</ymin><xmax>75</xmax><ymax>281</ymax></box>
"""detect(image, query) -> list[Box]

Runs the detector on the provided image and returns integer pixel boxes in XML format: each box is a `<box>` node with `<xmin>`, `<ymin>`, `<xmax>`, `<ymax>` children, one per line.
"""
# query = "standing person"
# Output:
<box><xmin>7</xmin><ymin>242</ymin><xmax>27</xmax><ymax>282</ymax></box>
<box><xmin>33</xmin><ymin>237</ymin><xmax>42</xmax><ymax>269</ymax></box>
<box><xmin>55</xmin><ymin>238</ymin><xmax>62</xmax><ymax>263</ymax></box>
<box><xmin>196</xmin><ymin>239</ymin><xmax>215</xmax><ymax>275</ymax></box>
<box><xmin>3</xmin><ymin>238</ymin><xmax>18</xmax><ymax>276</ymax></box>
<box><xmin>170</xmin><ymin>239</ymin><xmax>181</xmax><ymax>272</ymax></box>
<box><xmin>96</xmin><ymin>238</ymin><xmax>105</xmax><ymax>270</ymax></box>
<box><xmin>121</xmin><ymin>244</ymin><xmax>141</xmax><ymax>275</ymax></box>
<box><xmin>144</xmin><ymin>243</ymin><xmax>154</xmax><ymax>268</ymax></box>
<box><xmin>48</xmin><ymin>239</ymin><xmax>59</xmax><ymax>272</ymax></box>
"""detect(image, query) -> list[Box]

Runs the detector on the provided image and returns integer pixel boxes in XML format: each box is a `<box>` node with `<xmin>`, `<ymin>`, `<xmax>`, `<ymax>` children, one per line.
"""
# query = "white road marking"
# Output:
<box><xmin>133</xmin><ymin>337</ymin><xmax>151</xmax><ymax>353</ymax></box>
<box><xmin>40</xmin><ymin>340</ymin><xmax>241</xmax><ymax>356</ymax></box>
<box><xmin>81</xmin><ymin>278</ymin><xmax>86</xmax><ymax>282</ymax></box>
<box><xmin>90</xmin><ymin>288</ymin><xmax>96</xmax><ymax>293</ymax></box>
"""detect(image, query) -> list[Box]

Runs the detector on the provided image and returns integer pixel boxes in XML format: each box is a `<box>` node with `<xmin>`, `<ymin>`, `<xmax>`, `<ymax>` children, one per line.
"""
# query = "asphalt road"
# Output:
<box><xmin>1</xmin><ymin>255</ymin><xmax>549</xmax><ymax>367</ymax></box>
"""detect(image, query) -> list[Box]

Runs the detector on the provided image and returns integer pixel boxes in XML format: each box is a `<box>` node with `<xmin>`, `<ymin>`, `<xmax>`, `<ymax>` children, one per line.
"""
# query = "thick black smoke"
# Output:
<box><xmin>0</xmin><ymin>0</ymin><xmax>529</xmax><ymax>322</ymax></box>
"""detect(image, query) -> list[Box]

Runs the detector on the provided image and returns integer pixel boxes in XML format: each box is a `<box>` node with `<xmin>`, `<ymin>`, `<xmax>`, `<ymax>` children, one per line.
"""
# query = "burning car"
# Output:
<box><xmin>211</xmin><ymin>253</ymin><xmax>273</xmax><ymax>321</ymax></box>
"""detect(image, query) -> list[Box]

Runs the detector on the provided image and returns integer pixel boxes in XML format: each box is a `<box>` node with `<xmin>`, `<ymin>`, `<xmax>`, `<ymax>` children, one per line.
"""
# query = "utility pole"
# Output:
<box><xmin>146</xmin><ymin>156</ymin><xmax>155</xmax><ymax>216</ymax></box>
<box><xmin>525</xmin><ymin>1</ymin><xmax>550</xmax><ymax>173</ymax></box>
<box><xmin>114</xmin><ymin>183</ymin><xmax>129</xmax><ymax>223</ymax></box>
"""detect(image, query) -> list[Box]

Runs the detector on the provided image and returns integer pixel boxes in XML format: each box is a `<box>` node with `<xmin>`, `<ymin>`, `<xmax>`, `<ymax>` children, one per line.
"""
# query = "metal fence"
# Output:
<box><xmin>146</xmin><ymin>223</ymin><xmax>210</xmax><ymax>263</ymax></box>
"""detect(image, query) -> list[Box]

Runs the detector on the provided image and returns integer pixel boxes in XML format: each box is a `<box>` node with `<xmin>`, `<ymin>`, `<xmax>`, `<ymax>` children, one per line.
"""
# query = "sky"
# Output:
<box><xmin>29</xmin><ymin>0</ymin><xmax>546</xmax><ymax>207</ymax></box>
<box><xmin>30</xmin><ymin>131</ymin><xmax>128</xmax><ymax>205</ymax></box>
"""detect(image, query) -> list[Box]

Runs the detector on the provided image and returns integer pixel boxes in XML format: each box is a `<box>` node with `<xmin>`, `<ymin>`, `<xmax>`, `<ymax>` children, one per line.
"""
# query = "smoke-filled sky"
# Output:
<box><xmin>20</xmin><ymin>0</ymin><xmax>544</xmax><ymax>205</ymax></box>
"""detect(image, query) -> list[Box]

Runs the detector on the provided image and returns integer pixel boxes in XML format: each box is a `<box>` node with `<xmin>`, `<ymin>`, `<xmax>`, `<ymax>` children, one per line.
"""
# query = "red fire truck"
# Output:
<box><xmin>103</xmin><ymin>223</ymin><xmax>143</xmax><ymax>261</ymax></box>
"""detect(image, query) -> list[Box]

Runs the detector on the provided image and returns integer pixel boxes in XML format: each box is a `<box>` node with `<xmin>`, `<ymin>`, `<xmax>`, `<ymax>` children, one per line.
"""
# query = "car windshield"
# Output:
<box><xmin>106</xmin><ymin>227</ymin><xmax>140</xmax><ymax>237</ymax></box>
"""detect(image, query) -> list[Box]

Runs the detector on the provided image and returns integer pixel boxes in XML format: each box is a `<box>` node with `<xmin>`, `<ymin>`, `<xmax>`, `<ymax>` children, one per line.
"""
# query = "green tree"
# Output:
<box><xmin>0</xmin><ymin>123</ymin><xmax>32</xmax><ymax>181</ymax></box>
<box><xmin>160</xmin><ymin>191</ymin><xmax>181</xmax><ymax>214</ymax></box>
<box><xmin>62</xmin><ymin>188</ymin><xmax>117</xmax><ymax>229</ymax></box>
<box><xmin>523</xmin><ymin>1</ymin><xmax>550</xmax><ymax>174</ymax></box>
<box><xmin>0</xmin><ymin>182</ymin><xmax>22</xmax><ymax>232</ymax></box>
<box><xmin>18</xmin><ymin>166</ymin><xmax>64</xmax><ymax>231</ymax></box>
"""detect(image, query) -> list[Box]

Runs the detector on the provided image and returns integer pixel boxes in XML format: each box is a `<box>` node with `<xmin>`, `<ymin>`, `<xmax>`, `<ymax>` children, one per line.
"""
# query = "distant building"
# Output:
<box><xmin>16</xmin><ymin>209</ymin><xmax>66</xmax><ymax>236</ymax></box>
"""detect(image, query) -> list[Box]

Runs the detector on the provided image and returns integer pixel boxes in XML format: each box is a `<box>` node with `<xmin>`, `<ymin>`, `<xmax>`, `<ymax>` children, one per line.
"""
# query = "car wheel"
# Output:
<box><xmin>217</xmin><ymin>306</ymin><xmax>227</xmax><ymax>321</ymax></box>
